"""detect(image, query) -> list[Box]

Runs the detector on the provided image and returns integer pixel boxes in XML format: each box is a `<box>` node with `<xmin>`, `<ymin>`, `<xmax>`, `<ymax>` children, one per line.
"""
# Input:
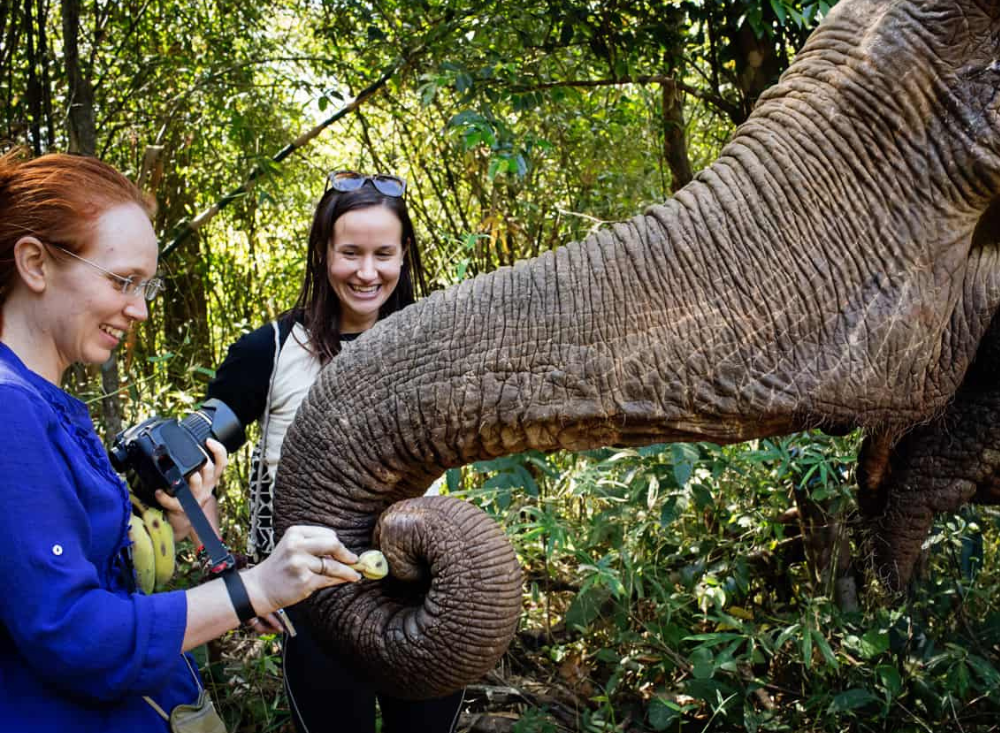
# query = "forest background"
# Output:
<box><xmin>3</xmin><ymin>0</ymin><xmax>1000</xmax><ymax>730</ymax></box>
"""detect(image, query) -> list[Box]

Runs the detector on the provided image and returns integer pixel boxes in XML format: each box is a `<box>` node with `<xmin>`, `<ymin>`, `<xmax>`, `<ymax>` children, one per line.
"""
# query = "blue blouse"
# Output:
<box><xmin>0</xmin><ymin>343</ymin><xmax>201</xmax><ymax>731</ymax></box>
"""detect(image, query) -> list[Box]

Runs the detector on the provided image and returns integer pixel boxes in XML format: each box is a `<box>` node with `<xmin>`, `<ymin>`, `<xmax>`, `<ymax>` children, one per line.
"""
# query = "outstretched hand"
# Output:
<box><xmin>243</xmin><ymin>525</ymin><xmax>362</xmax><ymax>617</ymax></box>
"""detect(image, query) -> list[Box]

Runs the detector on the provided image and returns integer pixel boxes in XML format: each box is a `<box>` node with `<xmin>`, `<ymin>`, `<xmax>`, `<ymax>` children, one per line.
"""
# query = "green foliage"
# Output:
<box><xmin>6</xmin><ymin>1</ymin><xmax>999</xmax><ymax>730</ymax></box>
<box><xmin>457</xmin><ymin>436</ymin><xmax>1000</xmax><ymax>731</ymax></box>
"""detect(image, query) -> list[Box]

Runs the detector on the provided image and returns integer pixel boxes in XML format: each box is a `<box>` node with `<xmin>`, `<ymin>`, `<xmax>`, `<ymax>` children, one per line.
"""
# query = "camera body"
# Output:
<box><xmin>109</xmin><ymin>398</ymin><xmax>244</xmax><ymax>506</ymax></box>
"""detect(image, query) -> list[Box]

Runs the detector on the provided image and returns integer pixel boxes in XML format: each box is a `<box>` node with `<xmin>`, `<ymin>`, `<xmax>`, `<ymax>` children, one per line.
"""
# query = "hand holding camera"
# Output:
<box><xmin>109</xmin><ymin>398</ymin><xmax>244</xmax><ymax>507</ymax></box>
<box><xmin>109</xmin><ymin>399</ymin><xmax>361</xmax><ymax>635</ymax></box>
<box><xmin>152</xmin><ymin>438</ymin><xmax>226</xmax><ymax>543</ymax></box>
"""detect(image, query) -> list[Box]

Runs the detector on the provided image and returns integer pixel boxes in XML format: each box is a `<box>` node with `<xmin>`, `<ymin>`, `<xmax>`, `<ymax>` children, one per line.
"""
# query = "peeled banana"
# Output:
<box><xmin>128</xmin><ymin>513</ymin><xmax>156</xmax><ymax>595</ymax></box>
<box><xmin>351</xmin><ymin>550</ymin><xmax>388</xmax><ymax>580</ymax></box>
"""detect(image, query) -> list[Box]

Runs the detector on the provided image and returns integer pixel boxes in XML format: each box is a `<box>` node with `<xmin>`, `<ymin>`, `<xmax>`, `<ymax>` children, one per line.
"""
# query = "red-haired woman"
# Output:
<box><xmin>0</xmin><ymin>148</ymin><xmax>361</xmax><ymax>731</ymax></box>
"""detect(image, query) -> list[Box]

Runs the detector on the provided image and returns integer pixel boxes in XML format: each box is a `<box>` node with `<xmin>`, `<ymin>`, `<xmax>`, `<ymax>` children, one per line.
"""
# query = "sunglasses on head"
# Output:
<box><xmin>327</xmin><ymin>170</ymin><xmax>406</xmax><ymax>198</ymax></box>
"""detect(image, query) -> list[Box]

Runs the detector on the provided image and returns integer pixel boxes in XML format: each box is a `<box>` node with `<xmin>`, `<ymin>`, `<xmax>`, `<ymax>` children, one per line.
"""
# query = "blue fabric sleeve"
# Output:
<box><xmin>0</xmin><ymin>385</ymin><xmax>189</xmax><ymax>703</ymax></box>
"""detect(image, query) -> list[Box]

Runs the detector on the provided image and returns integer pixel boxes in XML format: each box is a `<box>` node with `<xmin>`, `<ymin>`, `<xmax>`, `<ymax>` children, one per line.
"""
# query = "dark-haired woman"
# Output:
<box><xmin>207</xmin><ymin>171</ymin><xmax>463</xmax><ymax>733</ymax></box>
<box><xmin>0</xmin><ymin>149</ymin><xmax>360</xmax><ymax>732</ymax></box>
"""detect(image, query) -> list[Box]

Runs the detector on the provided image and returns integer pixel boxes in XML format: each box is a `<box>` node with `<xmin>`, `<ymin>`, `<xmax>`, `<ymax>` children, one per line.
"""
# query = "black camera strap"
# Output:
<box><xmin>165</xmin><ymin>466</ymin><xmax>259</xmax><ymax>625</ymax></box>
<box><xmin>158</xmin><ymin>457</ymin><xmax>235</xmax><ymax>571</ymax></box>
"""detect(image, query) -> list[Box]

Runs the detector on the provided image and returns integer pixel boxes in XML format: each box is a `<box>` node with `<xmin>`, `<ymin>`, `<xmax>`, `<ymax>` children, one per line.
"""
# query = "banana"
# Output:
<box><xmin>128</xmin><ymin>513</ymin><xmax>156</xmax><ymax>595</ymax></box>
<box><xmin>351</xmin><ymin>550</ymin><xmax>388</xmax><ymax>580</ymax></box>
<box><xmin>141</xmin><ymin>505</ymin><xmax>175</xmax><ymax>590</ymax></box>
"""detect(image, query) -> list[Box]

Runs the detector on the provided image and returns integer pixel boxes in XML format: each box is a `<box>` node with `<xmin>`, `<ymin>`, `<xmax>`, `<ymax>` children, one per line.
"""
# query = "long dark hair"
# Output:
<box><xmin>291</xmin><ymin>184</ymin><xmax>427</xmax><ymax>364</ymax></box>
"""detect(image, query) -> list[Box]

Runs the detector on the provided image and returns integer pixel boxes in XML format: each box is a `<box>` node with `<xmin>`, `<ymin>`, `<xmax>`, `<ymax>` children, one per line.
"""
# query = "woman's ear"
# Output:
<box><xmin>12</xmin><ymin>237</ymin><xmax>50</xmax><ymax>294</ymax></box>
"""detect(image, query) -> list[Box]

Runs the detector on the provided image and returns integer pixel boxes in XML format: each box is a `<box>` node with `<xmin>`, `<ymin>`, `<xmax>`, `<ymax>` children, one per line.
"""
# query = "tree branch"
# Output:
<box><xmin>500</xmin><ymin>74</ymin><xmax>742</xmax><ymax>123</ymax></box>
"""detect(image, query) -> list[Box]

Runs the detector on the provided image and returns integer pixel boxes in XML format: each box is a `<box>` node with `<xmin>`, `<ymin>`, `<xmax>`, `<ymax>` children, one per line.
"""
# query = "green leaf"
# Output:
<box><xmin>770</xmin><ymin>0</ymin><xmax>787</xmax><ymax>25</ymax></box>
<box><xmin>875</xmin><ymin>664</ymin><xmax>902</xmax><ymax>698</ymax></box>
<box><xmin>565</xmin><ymin>585</ymin><xmax>611</xmax><ymax>629</ymax></box>
<box><xmin>659</xmin><ymin>496</ymin><xmax>680</xmax><ymax>527</ymax></box>
<box><xmin>775</xmin><ymin>623</ymin><xmax>801</xmax><ymax>649</ymax></box>
<box><xmin>859</xmin><ymin>629</ymin><xmax>890</xmax><ymax>659</ymax></box>
<box><xmin>648</xmin><ymin>698</ymin><xmax>683</xmax><ymax>731</ymax></box>
<box><xmin>811</xmin><ymin>629</ymin><xmax>839</xmax><ymax>669</ymax></box>
<box><xmin>487</xmin><ymin>157</ymin><xmax>505</xmax><ymax>180</ymax></box>
<box><xmin>965</xmin><ymin>654</ymin><xmax>1000</xmax><ymax>686</ymax></box>
<box><xmin>828</xmin><ymin>688</ymin><xmax>878</xmax><ymax>714</ymax></box>
<box><xmin>419</xmin><ymin>82</ymin><xmax>437</xmax><ymax>107</ymax></box>
<box><xmin>670</xmin><ymin>443</ymin><xmax>700</xmax><ymax>488</ymax></box>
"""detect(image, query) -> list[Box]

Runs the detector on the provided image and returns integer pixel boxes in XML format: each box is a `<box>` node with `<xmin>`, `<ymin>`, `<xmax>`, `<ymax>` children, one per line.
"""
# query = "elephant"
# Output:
<box><xmin>274</xmin><ymin>0</ymin><xmax>1000</xmax><ymax>700</ymax></box>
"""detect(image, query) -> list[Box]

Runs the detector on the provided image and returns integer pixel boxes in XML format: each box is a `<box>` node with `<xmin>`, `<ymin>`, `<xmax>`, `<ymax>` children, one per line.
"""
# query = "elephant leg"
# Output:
<box><xmin>859</xmin><ymin>308</ymin><xmax>1000</xmax><ymax>591</ymax></box>
<box><xmin>859</xmin><ymin>389</ymin><xmax>1000</xmax><ymax>592</ymax></box>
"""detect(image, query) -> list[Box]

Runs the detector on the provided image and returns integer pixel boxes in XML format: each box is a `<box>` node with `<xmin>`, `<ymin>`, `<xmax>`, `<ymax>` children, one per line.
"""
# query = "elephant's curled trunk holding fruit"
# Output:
<box><xmin>275</xmin><ymin>0</ymin><xmax>1000</xmax><ymax>699</ymax></box>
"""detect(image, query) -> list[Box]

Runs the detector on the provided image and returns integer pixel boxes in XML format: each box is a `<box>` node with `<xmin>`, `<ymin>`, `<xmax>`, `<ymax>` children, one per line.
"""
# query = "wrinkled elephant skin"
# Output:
<box><xmin>276</xmin><ymin>0</ymin><xmax>1000</xmax><ymax>698</ymax></box>
<box><xmin>859</xmin><ymin>313</ymin><xmax>1000</xmax><ymax>588</ymax></box>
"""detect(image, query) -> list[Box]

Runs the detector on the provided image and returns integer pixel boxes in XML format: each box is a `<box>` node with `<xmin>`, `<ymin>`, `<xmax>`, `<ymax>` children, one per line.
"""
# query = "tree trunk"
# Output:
<box><xmin>661</xmin><ymin>80</ymin><xmax>692</xmax><ymax>193</ymax></box>
<box><xmin>63</xmin><ymin>0</ymin><xmax>122</xmax><ymax>438</ymax></box>
<box><xmin>62</xmin><ymin>0</ymin><xmax>96</xmax><ymax>156</ymax></box>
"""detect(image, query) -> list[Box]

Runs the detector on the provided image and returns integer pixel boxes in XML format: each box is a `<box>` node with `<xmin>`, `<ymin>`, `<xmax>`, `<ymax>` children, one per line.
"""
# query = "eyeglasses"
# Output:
<box><xmin>326</xmin><ymin>170</ymin><xmax>406</xmax><ymax>198</ymax></box>
<box><xmin>48</xmin><ymin>244</ymin><xmax>164</xmax><ymax>301</ymax></box>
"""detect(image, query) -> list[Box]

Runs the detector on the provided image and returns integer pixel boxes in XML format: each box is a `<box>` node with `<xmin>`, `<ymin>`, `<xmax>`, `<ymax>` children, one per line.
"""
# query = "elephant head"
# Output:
<box><xmin>275</xmin><ymin>0</ymin><xmax>1000</xmax><ymax>699</ymax></box>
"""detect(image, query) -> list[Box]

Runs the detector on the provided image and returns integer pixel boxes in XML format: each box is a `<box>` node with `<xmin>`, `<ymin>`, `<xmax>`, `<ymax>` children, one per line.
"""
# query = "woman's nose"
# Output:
<box><xmin>357</xmin><ymin>257</ymin><xmax>378</xmax><ymax>280</ymax></box>
<box><xmin>124</xmin><ymin>297</ymin><xmax>149</xmax><ymax>322</ymax></box>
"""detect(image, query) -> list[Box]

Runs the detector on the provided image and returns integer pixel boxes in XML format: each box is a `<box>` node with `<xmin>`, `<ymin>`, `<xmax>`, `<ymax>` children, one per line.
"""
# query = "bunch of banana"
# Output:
<box><xmin>127</xmin><ymin>494</ymin><xmax>175</xmax><ymax>594</ymax></box>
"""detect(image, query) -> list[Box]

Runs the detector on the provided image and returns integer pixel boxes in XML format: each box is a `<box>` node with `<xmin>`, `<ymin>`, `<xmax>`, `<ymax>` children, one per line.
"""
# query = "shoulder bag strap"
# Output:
<box><xmin>248</xmin><ymin>321</ymin><xmax>282</xmax><ymax>561</ymax></box>
<box><xmin>143</xmin><ymin>655</ymin><xmax>203</xmax><ymax>721</ymax></box>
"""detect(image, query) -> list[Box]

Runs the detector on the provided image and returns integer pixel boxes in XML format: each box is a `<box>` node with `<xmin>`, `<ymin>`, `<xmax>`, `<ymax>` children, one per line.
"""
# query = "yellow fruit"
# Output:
<box><xmin>351</xmin><ymin>550</ymin><xmax>388</xmax><ymax>580</ymax></box>
<box><xmin>128</xmin><ymin>514</ymin><xmax>156</xmax><ymax>595</ymax></box>
<box><xmin>141</xmin><ymin>506</ymin><xmax>175</xmax><ymax>590</ymax></box>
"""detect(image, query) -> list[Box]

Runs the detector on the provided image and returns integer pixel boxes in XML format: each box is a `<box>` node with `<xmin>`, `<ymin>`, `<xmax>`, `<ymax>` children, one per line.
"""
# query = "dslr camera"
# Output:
<box><xmin>109</xmin><ymin>398</ymin><xmax>244</xmax><ymax>507</ymax></box>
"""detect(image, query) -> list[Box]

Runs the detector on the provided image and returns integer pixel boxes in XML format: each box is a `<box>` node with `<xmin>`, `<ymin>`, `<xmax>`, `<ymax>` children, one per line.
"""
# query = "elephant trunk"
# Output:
<box><xmin>277</xmin><ymin>196</ymin><xmax>822</xmax><ymax>696</ymax></box>
<box><xmin>275</xmin><ymin>0</ymin><xmax>1000</xmax><ymax>696</ymax></box>
<box><xmin>316</xmin><ymin>497</ymin><xmax>522</xmax><ymax>699</ymax></box>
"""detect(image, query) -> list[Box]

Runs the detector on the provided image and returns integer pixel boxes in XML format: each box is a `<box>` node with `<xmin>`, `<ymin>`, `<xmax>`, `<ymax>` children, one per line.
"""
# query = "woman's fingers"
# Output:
<box><xmin>202</xmin><ymin>439</ymin><xmax>228</xmax><ymax>482</ymax></box>
<box><xmin>249</xmin><ymin>614</ymin><xmax>284</xmax><ymax>635</ymax></box>
<box><xmin>153</xmin><ymin>489</ymin><xmax>182</xmax><ymax>514</ymax></box>
<box><xmin>315</xmin><ymin>554</ymin><xmax>362</xmax><ymax>583</ymax></box>
<box><xmin>281</xmin><ymin>525</ymin><xmax>359</xmax><ymax>566</ymax></box>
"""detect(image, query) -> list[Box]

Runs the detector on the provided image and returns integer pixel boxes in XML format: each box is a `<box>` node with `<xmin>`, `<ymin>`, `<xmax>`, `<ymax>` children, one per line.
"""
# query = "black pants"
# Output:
<box><xmin>282</xmin><ymin>607</ymin><xmax>464</xmax><ymax>733</ymax></box>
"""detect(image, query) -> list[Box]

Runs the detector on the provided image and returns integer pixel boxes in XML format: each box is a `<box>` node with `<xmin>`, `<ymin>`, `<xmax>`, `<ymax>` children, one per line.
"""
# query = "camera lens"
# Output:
<box><xmin>179</xmin><ymin>399</ymin><xmax>244</xmax><ymax>454</ymax></box>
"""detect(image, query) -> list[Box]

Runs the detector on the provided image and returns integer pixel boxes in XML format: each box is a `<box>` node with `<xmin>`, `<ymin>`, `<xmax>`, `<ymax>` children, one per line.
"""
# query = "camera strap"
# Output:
<box><xmin>168</xmin><ymin>469</ymin><xmax>258</xmax><ymax>625</ymax></box>
<box><xmin>159</xmin><ymin>456</ymin><xmax>236</xmax><ymax>574</ymax></box>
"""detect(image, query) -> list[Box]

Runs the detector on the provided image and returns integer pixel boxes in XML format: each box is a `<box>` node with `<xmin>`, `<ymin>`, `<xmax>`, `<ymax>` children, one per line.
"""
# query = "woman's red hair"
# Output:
<box><xmin>0</xmin><ymin>148</ymin><xmax>153</xmax><ymax>327</ymax></box>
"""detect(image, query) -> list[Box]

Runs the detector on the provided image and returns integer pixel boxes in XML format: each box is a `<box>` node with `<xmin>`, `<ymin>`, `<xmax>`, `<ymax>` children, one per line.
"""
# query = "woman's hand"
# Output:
<box><xmin>155</xmin><ymin>438</ymin><xmax>227</xmax><ymax>543</ymax></box>
<box><xmin>242</xmin><ymin>526</ymin><xmax>361</xmax><ymax>616</ymax></box>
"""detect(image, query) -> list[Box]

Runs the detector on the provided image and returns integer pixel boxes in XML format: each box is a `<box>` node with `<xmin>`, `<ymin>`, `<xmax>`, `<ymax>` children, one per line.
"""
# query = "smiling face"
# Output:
<box><xmin>327</xmin><ymin>205</ymin><xmax>405</xmax><ymax>333</ymax></box>
<box><xmin>43</xmin><ymin>203</ymin><xmax>158</xmax><ymax>377</ymax></box>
